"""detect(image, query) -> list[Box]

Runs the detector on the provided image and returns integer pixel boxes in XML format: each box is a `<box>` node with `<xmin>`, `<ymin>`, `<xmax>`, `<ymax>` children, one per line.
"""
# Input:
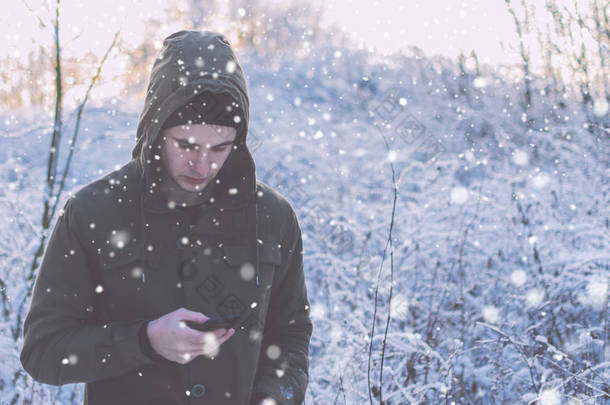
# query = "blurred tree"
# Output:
<box><xmin>118</xmin><ymin>17</ymin><xmax>165</xmax><ymax>103</ymax></box>
<box><xmin>2</xmin><ymin>0</ymin><xmax>327</xmax><ymax>108</ymax></box>
<box><xmin>503</xmin><ymin>0</ymin><xmax>609</xmax><ymax>131</ymax></box>
<box><xmin>170</xmin><ymin>0</ymin><xmax>325</xmax><ymax>61</ymax></box>
<box><xmin>504</xmin><ymin>0</ymin><xmax>533</xmax><ymax>113</ymax></box>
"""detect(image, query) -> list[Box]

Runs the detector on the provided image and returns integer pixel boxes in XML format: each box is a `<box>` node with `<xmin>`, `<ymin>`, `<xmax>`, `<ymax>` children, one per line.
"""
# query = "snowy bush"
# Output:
<box><xmin>1</xmin><ymin>32</ymin><xmax>608</xmax><ymax>405</ymax></box>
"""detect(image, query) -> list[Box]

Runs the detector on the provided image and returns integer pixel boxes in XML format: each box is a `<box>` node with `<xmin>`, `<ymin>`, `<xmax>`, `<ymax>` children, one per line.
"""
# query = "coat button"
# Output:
<box><xmin>191</xmin><ymin>383</ymin><xmax>206</xmax><ymax>398</ymax></box>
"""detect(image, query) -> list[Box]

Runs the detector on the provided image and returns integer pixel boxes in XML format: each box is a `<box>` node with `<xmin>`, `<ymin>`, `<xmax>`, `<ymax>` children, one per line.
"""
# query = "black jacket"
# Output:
<box><xmin>20</xmin><ymin>30</ymin><xmax>313</xmax><ymax>405</ymax></box>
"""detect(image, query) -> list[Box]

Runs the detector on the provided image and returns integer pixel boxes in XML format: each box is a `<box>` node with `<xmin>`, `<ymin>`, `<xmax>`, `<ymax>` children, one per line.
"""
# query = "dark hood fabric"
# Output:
<box><xmin>160</xmin><ymin>90</ymin><xmax>244</xmax><ymax>131</ymax></box>
<box><xmin>20</xmin><ymin>30</ymin><xmax>312</xmax><ymax>405</ymax></box>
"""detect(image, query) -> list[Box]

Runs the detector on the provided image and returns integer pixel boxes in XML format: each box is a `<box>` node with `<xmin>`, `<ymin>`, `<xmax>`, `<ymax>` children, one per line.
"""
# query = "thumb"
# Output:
<box><xmin>177</xmin><ymin>308</ymin><xmax>210</xmax><ymax>323</ymax></box>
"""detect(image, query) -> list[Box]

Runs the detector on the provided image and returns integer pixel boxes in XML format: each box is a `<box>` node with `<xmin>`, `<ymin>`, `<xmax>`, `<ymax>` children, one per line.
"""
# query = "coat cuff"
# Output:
<box><xmin>138</xmin><ymin>320</ymin><xmax>166</xmax><ymax>363</ymax></box>
<box><xmin>252</xmin><ymin>375</ymin><xmax>301</xmax><ymax>405</ymax></box>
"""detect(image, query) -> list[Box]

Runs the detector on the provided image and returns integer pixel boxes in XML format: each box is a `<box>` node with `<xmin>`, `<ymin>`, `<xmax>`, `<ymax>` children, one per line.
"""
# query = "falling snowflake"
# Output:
<box><xmin>390</xmin><ymin>293</ymin><xmax>409</xmax><ymax>319</ymax></box>
<box><xmin>512</xmin><ymin>150</ymin><xmax>529</xmax><ymax>166</ymax></box>
<box><xmin>266</xmin><ymin>344</ymin><xmax>281</xmax><ymax>360</ymax></box>
<box><xmin>450</xmin><ymin>186</ymin><xmax>469</xmax><ymax>204</ymax></box>
<box><xmin>510</xmin><ymin>270</ymin><xmax>527</xmax><ymax>287</ymax></box>
<box><xmin>329</xmin><ymin>326</ymin><xmax>343</xmax><ymax>343</ymax></box>
<box><xmin>473</xmin><ymin>76</ymin><xmax>487</xmax><ymax>89</ymax></box>
<box><xmin>131</xmin><ymin>266</ymin><xmax>143</xmax><ymax>279</ymax></box>
<box><xmin>538</xmin><ymin>387</ymin><xmax>560</xmax><ymax>405</ymax></box>
<box><xmin>202</xmin><ymin>332</ymin><xmax>221</xmax><ymax>358</ymax></box>
<box><xmin>240</xmin><ymin>263</ymin><xmax>255</xmax><ymax>281</ymax></box>
<box><xmin>578</xmin><ymin>277</ymin><xmax>608</xmax><ymax>311</ymax></box>
<box><xmin>482</xmin><ymin>305</ymin><xmax>499</xmax><ymax>323</ymax></box>
<box><xmin>531</xmin><ymin>173</ymin><xmax>550</xmax><ymax>189</ymax></box>
<box><xmin>61</xmin><ymin>354</ymin><xmax>78</xmax><ymax>365</ymax></box>
<box><xmin>110</xmin><ymin>230</ymin><xmax>130</xmax><ymax>249</ymax></box>
<box><xmin>310</xmin><ymin>303</ymin><xmax>324</xmax><ymax>320</ymax></box>
<box><xmin>592</xmin><ymin>98</ymin><xmax>609</xmax><ymax>117</ymax></box>
<box><xmin>526</xmin><ymin>288</ymin><xmax>544</xmax><ymax>307</ymax></box>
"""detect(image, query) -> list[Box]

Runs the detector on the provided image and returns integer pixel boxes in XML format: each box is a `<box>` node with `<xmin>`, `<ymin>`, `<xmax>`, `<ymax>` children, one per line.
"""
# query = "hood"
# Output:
<box><xmin>132</xmin><ymin>30</ymin><xmax>255</xmax><ymax>209</ymax></box>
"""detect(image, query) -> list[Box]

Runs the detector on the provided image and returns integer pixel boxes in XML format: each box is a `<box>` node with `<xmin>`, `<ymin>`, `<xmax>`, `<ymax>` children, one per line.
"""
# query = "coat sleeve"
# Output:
<box><xmin>251</xmin><ymin>208</ymin><xmax>313</xmax><ymax>405</ymax></box>
<box><xmin>19</xmin><ymin>198</ymin><xmax>159</xmax><ymax>386</ymax></box>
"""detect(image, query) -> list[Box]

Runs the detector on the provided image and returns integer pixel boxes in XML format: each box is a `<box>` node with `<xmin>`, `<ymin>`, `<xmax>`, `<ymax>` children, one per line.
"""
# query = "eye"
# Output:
<box><xmin>178</xmin><ymin>142</ymin><xmax>199</xmax><ymax>151</ymax></box>
<box><xmin>211</xmin><ymin>145</ymin><xmax>228</xmax><ymax>152</ymax></box>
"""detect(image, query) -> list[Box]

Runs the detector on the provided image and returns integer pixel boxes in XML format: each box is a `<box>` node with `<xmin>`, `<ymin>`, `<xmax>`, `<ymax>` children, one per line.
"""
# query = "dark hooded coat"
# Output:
<box><xmin>20</xmin><ymin>30</ymin><xmax>312</xmax><ymax>405</ymax></box>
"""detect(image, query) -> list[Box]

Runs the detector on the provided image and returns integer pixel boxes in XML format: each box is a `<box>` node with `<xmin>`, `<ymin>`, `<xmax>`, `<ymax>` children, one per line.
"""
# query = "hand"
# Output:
<box><xmin>146</xmin><ymin>307</ymin><xmax>235</xmax><ymax>364</ymax></box>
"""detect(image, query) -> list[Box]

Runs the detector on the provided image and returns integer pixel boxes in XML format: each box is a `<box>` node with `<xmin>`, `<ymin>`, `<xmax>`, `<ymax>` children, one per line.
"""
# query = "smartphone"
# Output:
<box><xmin>185</xmin><ymin>316</ymin><xmax>240</xmax><ymax>332</ymax></box>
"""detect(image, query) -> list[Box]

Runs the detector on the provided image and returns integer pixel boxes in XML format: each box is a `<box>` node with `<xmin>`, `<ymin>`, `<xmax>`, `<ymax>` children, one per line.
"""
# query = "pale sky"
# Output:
<box><xmin>1</xmin><ymin>0</ymin><xmax>531</xmax><ymax>66</ymax></box>
<box><xmin>320</xmin><ymin>0</ymin><xmax>518</xmax><ymax>66</ymax></box>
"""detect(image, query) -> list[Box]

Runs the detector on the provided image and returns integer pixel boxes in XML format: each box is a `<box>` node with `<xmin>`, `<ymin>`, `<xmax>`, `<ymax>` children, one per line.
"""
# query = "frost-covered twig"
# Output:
<box><xmin>49</xmin><ymin>31</ymin><xmax>120</xmax><ymax>222</ymax></box>
<box><xmin>367</xmin><ymin>126</ymin><xmax>399</xmax><ymax>405</ymax></box>
<box><xmin>11</xmin><ymin>1</ymin><xmax>121</xmax><ymax>342</ymax></box>
<box><xmin>476</xmin><ymin>321</ymin><xmax>541</xmax><ymax>393</ymax></box>
<box><xmin>457</xmin><ymin>182</ymin><xmax>484</xmax><ymax>343</ymax></box>
<box><xmin>537</xmin><ymin>354</ymin><xmax>610</xmax><ymax>396</ymax></box>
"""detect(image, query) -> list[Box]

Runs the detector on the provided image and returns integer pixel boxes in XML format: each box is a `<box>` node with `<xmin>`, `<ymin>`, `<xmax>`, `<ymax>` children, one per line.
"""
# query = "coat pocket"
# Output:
<box><xmin>221</xmin><ymin>243</ymin><xmax>252</xmax><ymax>268</ymax></box>
<box><xmin>99</xmin><ymin>244</ymin><xmax>146</xmax><ymax>299</ymax></box>
<box><xmin>258</xmin><ymin>239</ymin><xmax>282</xmax><ymax>267</ymax></box>
<box><xmin>221</xmin><ymin>240</ymin><xmax>282</xmax><ymax>282</ymax></box>
<box><xmin>220</xmin><ymin>241</ymin><xmax>282</xmax><ymax>345</ymax></box>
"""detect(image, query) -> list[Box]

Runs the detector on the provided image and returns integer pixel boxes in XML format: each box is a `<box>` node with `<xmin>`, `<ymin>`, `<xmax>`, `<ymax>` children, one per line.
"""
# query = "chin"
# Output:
<box><xmin>180</xmin><ymin>180</ymin><xmax>210</xmax><ymax>193</ymax></box>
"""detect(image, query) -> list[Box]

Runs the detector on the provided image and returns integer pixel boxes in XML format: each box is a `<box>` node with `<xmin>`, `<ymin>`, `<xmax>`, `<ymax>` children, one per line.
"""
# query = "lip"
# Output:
<box><xmin>183</xmin><ymin>176</ymin><xmax>209</xmax><ymax>185</ymax></box>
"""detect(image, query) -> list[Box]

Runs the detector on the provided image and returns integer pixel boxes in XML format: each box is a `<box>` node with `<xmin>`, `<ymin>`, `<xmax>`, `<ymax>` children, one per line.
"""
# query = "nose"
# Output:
<box><xmin>187</xmin><ymin>150</ymin><xmax>214</xmax><ymax>177</ymax></box>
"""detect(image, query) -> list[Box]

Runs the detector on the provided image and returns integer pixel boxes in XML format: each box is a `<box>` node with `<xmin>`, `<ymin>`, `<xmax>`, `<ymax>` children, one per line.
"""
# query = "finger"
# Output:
<box><xmin>182</xmin><ymin>328</ymin><xmax>216</xmax><ymax>345</ymax></box>
<box><xmin>189</xmin><ymin>328</ymin><xmax>227</xmax><ymax>343</ymax></box>
<box><xmin>192</xmin><ymin>330</ymin><xmax>225</xmax><ymax>347</ymax></box>
<box><xmin>217</xmin><ymin>328</ymin><xmax>235</xmax><ymax>344</ymax></box>
<box><xmin>184</xmin><ymin>327</ymin><xmax>235</xmax><ymax>348</ymax></box>
<box><xmin>211</xmin><ymin>328</ymin><xmax>228</xmax><ymax>336</ymax></box>
<box><xmin>190</xmin><ymin>331</ymin><xmax>235</xmax><ymax>358</ymax></box>
<box><xmin>183</xmin><ymin>334</ymin><xmax>217</xmax><ymax>350</ymax></box>
<box><xmin>207</xmin><ymin>328</ymin><xmax>233</xmax><ymax>344</ymax></box>
<box><xmin>187</xmin><ymin>340</ymin><xmax>221</xmax><ymax>359</ymax></box>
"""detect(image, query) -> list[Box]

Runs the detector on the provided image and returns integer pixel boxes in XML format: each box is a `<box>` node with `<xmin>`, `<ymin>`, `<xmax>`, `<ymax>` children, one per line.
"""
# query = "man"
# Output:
<box><xmin>20</xmin><ymin>30</ymin><xmax>313</xmax><ymax>405</ymax></box>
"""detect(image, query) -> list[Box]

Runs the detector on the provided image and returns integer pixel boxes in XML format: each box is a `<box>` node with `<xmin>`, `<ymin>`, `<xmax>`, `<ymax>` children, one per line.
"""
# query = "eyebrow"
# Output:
<box><xmin>170</xmin><ymin>136</ymin><xmax>235</xmax><ymax>148</ymax></box>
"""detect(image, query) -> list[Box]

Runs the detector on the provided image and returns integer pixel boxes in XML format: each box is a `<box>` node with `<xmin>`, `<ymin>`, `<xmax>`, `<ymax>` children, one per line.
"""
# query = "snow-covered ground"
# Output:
<box><xmin>1</xmin><ymin>41</ymin><xmax>608</xmax><ymax>404</ymax></box>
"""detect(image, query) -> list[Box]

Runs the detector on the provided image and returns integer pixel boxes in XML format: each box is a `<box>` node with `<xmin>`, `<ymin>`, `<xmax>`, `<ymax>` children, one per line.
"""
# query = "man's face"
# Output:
<box><xmin>158</xmin><ymin>123</ymin><xmax>237</xmax><ymax>204</ymax></box>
